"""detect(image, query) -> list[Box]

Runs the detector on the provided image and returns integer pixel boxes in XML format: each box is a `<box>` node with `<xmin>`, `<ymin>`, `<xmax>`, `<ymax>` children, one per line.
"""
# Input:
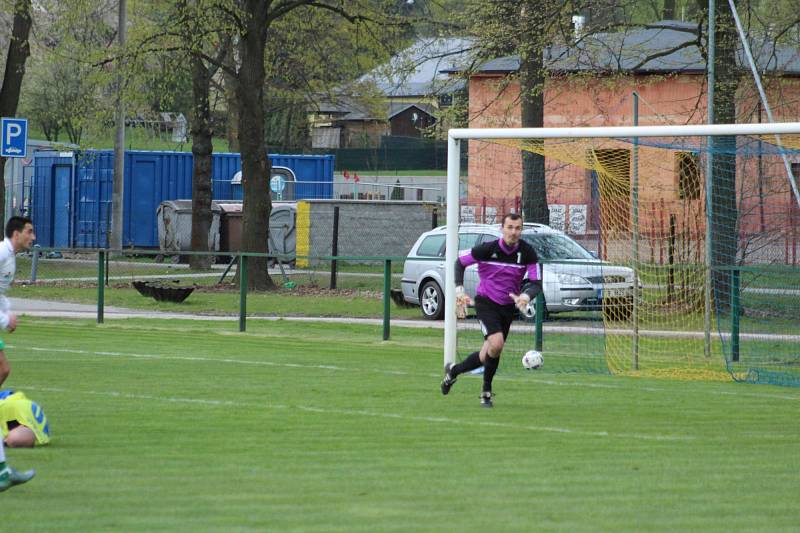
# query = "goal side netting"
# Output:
<box><xmin>444</xmin><ymin>123</ymin><xmax>800</xmax><ymax>386</ymax></box>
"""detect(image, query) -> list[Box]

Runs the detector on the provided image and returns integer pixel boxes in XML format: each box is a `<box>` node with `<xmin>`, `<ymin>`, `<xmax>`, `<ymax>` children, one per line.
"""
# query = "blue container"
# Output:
<box><xmin>72</xmin><ymin>150</ymin><xmax>194</xmax><ymax>248</ymax></box>
<box><xmin>271</xmin><ymin>154</ymin><xmax>334</xmax><ymax>200</ymax></box>
<box><xmin>212</xmin><ymin>153</ymin><xmax>335</xmax><ymax>201</ymax></box>
<box><xmin>74</xmin><ymin>150</ymin><xmax>113</xmax><ymax>248</ymax></box>
<box><xmin>212</xmin><ymin>153</ymin><xmax>242</xmax><ymax>200</ymax></box>
<box><xmin>124</xmin><ymin>151</ymin><xmax>194</xmax><ymax>248</ymax></box>
<box><xmin>32</xmin><ymin>151</ymin><xmax>74</xmax><ymax>248</ymax></box>
<box><xmin>32</xmin><ymin>150</ymin><xmax>334</xmax><ymax>248</ymax></box>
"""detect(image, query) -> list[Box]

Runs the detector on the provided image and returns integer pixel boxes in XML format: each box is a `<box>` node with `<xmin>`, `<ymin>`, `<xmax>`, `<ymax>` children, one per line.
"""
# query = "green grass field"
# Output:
<box><xmin>2</xmin><ymin>318</ymin><xmax>798</xmax><ymax>531</ymax></box>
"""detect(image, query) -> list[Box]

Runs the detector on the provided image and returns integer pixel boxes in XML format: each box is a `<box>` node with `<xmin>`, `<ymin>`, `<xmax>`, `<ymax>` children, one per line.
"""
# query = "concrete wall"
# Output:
<box><xmin>296</xmin><ymin>200</ymin><xmax>439</xmax><ymax>265</ymax></box>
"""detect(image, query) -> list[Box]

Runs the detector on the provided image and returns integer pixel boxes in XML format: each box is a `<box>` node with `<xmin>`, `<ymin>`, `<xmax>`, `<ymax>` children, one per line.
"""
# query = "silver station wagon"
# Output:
<box><xmin>400</xmin><ymin>223</ymin><xmax>635</xmax><ymax>320</ymax></box>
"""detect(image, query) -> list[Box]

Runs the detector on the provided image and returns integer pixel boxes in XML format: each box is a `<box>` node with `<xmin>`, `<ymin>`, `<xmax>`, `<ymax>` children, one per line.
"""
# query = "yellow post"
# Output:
<box><xmin>295</xmin><ymin>201</ymin><xmax>311</xmax><ymax>267</ymax></box>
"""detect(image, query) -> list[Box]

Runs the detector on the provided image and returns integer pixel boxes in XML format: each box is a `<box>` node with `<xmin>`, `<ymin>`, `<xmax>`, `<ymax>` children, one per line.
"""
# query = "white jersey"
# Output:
<box><xmin>0</xmin><ymin>238</ymin><xmax>16</xmax><ymax>330</ymax></box>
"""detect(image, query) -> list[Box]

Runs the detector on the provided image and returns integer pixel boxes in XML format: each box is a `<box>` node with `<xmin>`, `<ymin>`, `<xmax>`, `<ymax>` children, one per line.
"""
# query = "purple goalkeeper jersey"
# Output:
<box><xmin>458</xmin><ymin>238</ymin><xmax>540</xmax><ymax>305</ymax></box>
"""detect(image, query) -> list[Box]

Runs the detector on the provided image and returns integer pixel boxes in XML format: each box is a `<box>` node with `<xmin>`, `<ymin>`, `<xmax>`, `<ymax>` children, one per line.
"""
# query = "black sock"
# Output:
<box><xmin>483</xmin><ymin>356</ymin><xmax>500</xmax><ymax>393</ymax></box>
<box><xmin>452</xmin><ymin>351</ymin><xmax>481</xmax><ymax>376</ymax></box>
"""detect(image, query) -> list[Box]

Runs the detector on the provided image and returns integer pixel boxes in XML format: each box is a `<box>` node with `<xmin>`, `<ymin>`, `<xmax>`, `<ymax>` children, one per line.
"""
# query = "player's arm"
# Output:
<box><xmin>454</xmin><ymin>247</ymin><xmax>482</xmax><ymax>293</ymax></box>
<box><xmin>522</xmin><ymin>261</ymin><xmax>543</xmax><ymax>301</ymax></box>
<box><xmin>511</xmin><ymin>250</ymin><xmax>542</xmax><ymax>312</ymax></box>
<box><xmin>0</xmin><ymin>295</ymin><xmax>14</xmax><ymax>333</ymax></box>
<box><xmin>454</xmin><ymin>248</ymin><xmax>482</xmax><ymax>316</ymax></box>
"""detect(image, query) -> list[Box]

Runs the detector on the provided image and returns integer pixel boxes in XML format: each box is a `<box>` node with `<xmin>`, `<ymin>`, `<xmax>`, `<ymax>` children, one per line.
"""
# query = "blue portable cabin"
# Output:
<box><xmin>32</xmin><ymin>150</ymin><xmax>334</xmax><ymax>248</ymax></box>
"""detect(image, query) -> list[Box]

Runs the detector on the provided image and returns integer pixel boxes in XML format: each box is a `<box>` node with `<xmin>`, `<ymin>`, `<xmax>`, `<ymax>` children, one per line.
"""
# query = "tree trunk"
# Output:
<box><xmin>663</xmin><ymin>0</ymin><xmax>677</xmax><ymax>20</ymax></box>
<box><xmin>519</xmin><ymin>16</ymin><xmax>548</xmax><ymax>224</ymax></box>
<box><xmin>223</xmin><ymin>40</ymin><xmax>241</xmax><ymax>153</ymax></box>
<box><xmin>236</xmin><ymin>1</ymin><xmax>275</xmax><ymax>291</ymax></box>
<box><xmin>0</xmin><ymin>0</ymin><xmax>33</xmax><ymax>217</ymax></box>
<box><xmin>189</xmin><ymin>53</ymin><xmax>214</xmax><ymax>270</ymax></box>
<box><xmin>710</xmin><ymin>3</ymin><xmax>739</xmax><ymax>312</ymax></box>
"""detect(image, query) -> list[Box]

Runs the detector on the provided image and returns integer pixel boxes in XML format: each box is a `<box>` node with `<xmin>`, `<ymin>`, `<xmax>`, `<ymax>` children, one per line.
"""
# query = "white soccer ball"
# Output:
<box><xmin>522</xmin><ymin>350</ymin><xmax>543</xmax><ymax>370</ymax></box>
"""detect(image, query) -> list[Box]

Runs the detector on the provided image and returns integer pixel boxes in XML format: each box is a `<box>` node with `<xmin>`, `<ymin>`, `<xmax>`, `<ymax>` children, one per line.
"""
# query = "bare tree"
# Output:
<box><xmin>175</xmin><ymin>0</ymin><xmax>230</xmax><ymax>270</ymax></box>
<box><xmin>0</xmin><ymin>0</ymin><xmax>33</xmax><ymax>216</ymax></box>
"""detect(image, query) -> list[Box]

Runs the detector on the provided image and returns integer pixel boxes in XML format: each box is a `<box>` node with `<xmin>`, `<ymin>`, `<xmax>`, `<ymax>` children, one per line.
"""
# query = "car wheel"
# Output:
<box><xmin>420</xmin><ymin>280</ymin><xmax>444</xmax><ymax>320</ymax></box>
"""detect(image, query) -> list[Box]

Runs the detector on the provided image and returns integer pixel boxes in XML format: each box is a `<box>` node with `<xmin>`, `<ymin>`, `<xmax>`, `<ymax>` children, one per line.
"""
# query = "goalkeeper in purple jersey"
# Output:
<box><xmin>441</xmin><ymin>213</ymin><xmax>542</xmax><ymax>407</ymax></box>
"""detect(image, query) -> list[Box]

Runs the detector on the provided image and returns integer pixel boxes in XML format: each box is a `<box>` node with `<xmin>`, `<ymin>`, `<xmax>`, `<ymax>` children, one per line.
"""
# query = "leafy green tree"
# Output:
<box><xmin>23</xmin><ymin>51</ymin><xmax>97</xmax><ymax>144</ymax></box>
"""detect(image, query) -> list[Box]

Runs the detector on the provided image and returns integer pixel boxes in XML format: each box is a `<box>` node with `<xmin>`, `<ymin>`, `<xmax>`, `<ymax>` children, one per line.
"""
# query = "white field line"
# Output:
<box><xmin>19</xmin><ymin>384</ymin><xmax>694</xmax><ymax>442</ymax></box>
<box><xmin>15</xmin><ymin>345</ymin><xmax>800</xmax><ymax>405</ymax></box>
<box><xmin>12</xmin><ymin>308</ymin><xmax>800</xmax><ymax>342</ymax></box>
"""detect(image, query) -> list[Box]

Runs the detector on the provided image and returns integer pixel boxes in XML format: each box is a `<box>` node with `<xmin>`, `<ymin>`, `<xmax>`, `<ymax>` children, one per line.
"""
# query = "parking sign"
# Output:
<box><xmin>1</xmin><ymin>118</ymin><xmax>28</xmax><ymax>158</ymax></box>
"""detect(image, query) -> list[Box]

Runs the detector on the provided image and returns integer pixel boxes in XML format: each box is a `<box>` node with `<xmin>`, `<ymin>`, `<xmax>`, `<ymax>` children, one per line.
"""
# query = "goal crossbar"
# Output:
<box><xmin>448</xmin><ymin>122</ymin><xmax>800</xmax><ymax>140</ymax></box>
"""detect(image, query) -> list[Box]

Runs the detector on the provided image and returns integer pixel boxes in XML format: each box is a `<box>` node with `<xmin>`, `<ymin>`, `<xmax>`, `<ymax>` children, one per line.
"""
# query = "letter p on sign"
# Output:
<box><xmin>1</xmin><ymin>118</ymin><xmax>28</xmax><ymax>158</ymax></box>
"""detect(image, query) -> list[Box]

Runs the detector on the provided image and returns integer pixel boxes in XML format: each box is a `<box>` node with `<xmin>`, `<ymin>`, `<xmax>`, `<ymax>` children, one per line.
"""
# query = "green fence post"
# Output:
<box><xmin>534</xmin><ymin>292</ymin><xmax>544</xmax><ymax>352</ymax></box>
<box><xmin>731</xmin><ymin>267</ymin><xmax>740</xmax><ymax>362</ymax></box>
<box><xmin>31</xmin><ymin>246</ymin><xmax>39</xmax><ymax>282</ymax></box>
<box><xmin>97</xmin><ymin>250</ymin><xmax>105</xmax><ymax>324</ymax></box>
<box><xmin>239</xmin><ymin>254</ymin><xmax>248</xmax><ymax>332</ymax></box>
<box><xmin>383</xmin><ymin>259</ymin><xmax>391</xmax><ymax>340</ymax></box>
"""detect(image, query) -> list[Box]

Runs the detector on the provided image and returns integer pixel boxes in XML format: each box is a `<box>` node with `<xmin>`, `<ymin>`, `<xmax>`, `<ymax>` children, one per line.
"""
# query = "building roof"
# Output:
<box><xmin>312</xmin><ymin>38</ymin><xmax>473</xmax><ymax>123</ymax></box>
<box><xmin>387</xmin><ymin>102</ymin><xmax>436</xmax><ymax>120</ymax></box>
<box><xmin>359</xmin><ymin>37</ymin><xmax>475</xmax><ymax>97</ymax></box>
<box><xmin>317</xmin><ymin>101</ymin><xmax>437</xmax><ymax>123</ymax></box>
<box><xmin>443</xmin><ymin>20</ymin><xmax>800</xmax><ymax>76</ymax></box>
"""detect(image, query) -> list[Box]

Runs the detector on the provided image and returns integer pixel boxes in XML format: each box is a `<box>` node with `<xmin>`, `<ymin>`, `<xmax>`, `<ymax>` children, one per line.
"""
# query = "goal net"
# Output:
<box><xmin>444</xmin><ymin>124</ymin><xmax>800</xmax><ymax>386</ymax></box>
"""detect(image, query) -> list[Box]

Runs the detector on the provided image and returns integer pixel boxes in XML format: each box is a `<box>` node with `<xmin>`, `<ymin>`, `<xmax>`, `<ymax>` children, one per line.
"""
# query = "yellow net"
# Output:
<box><xmin>459</xmin><ymin>135</ymin><xmax>800</xmax><ymax>384</ymax></box>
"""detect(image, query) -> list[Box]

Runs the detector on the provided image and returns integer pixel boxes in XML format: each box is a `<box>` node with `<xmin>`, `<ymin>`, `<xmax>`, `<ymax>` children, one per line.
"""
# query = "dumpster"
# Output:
<box><xmin>217</xmin><ymin>202</ymin><xmax>243</xmax><ymax>253</ymax></box>
<box><xmin>157</xmin><ymin>200</ymin><xmax>222</xmax><ymax>252</ymax></box>
<box><xmin>269</xmin><ymin>203</ymin><xmax>297</xmax><ymax>261</ymax></box>
<box><xmin>217</xmin><ymin>202</ymin><xmax>296</xmax><ymax>260</ymax></box>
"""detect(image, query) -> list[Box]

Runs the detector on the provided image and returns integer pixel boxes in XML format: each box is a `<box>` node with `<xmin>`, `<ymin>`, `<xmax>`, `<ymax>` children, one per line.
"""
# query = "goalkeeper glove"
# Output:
<box><xmin>509</xmin><ymin>292</ymin><xmax>531</xmax><ymax>313</ymax></box>
<box><xmin>455</xmin><ymin>285</ymin><xmax>471</xmax><ymax>318</ymax></box>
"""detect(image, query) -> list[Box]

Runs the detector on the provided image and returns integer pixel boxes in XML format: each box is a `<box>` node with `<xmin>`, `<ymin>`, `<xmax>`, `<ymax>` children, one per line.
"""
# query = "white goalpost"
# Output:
<box><xmin>443</xmin><ymin>122</ymin><xmax>800</xmax><ymax>377</ymax></box>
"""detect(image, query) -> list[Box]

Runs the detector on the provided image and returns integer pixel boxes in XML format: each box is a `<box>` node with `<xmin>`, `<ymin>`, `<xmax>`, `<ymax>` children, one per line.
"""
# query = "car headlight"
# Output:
<box><xmin>556</xmin><ymin>273</ymin><xmax>591</xmax><ymax>285</ymax></box>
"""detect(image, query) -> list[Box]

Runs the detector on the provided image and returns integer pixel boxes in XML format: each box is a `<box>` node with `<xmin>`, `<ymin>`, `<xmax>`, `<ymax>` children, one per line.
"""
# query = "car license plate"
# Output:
<box><xmin>601</xmin><ymin>287</ymin><xmax>628</xmax><ymax>298</ymax></box>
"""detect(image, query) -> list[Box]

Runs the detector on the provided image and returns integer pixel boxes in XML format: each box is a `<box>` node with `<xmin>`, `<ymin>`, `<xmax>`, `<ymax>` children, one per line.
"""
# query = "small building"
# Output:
<box><xmin>388</xmin><ymin>103</ymin><xmax>436</xmax><ymax>137</ymax></box>
<box><xmin>310</xmin><ymin>37</ymin><xmax>473</xmax><ymax>148</ymax></box>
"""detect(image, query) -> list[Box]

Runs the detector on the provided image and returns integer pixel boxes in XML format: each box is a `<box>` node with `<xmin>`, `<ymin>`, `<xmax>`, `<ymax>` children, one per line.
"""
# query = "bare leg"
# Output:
<box><xmin>479</xmin><ymin>332</ymin><xmax>505</xmax><ymax>363</ymax></box>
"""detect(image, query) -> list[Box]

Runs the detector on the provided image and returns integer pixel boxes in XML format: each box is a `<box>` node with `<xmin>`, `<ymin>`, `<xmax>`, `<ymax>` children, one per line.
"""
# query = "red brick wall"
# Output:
<box><xmin>466</xmin><ymin>72</ymin><xmax>800</xmax><ymax>242</ymax></box>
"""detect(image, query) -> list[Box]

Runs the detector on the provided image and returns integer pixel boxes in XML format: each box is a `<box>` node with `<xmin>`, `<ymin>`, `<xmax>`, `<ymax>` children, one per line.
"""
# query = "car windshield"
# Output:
<box><xmin>521</xmin><ymin>233</ymin><xmax>594</xmax><ymax>260</ymax></box>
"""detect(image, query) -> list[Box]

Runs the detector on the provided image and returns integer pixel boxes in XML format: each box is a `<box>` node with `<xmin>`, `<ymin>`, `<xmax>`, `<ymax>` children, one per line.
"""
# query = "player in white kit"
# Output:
<box><xmin>0</xmin><ymin>217</ymin><xmax>36</xmax><ymax>492</ymax></box>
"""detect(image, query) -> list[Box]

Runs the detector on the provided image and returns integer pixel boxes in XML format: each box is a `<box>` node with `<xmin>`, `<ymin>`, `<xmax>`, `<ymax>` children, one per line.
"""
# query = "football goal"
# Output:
<box><xmin>444</xmin><ymin>123</ymin><xmax>800</xmax><ymax>386</ymax></box>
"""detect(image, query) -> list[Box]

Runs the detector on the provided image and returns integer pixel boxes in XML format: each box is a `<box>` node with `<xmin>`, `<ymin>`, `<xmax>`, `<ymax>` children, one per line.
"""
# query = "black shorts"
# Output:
<box><xmin>474</xmin><ymin>295</ymin><xmax>516</xmax><ymax>340</ymax></box>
